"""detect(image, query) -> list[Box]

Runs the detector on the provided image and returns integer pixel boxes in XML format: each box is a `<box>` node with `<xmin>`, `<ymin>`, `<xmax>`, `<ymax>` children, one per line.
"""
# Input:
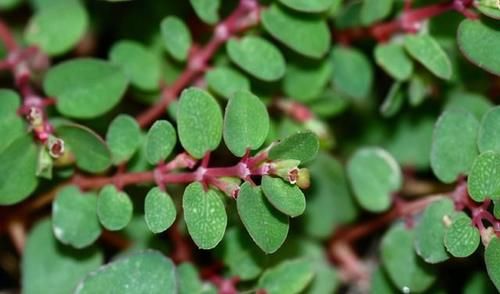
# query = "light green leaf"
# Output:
<box><xmin>227</xmin><ymin>36</ymin><xmax>286</xmax><ymax>81</ymax></box>
<box><xmin>404</xmin><ymin>35</ymin><xmax>452</xmax><ymax>80</ymax></box>
<box><xmin>223</xmin><ymin>90</ymin><xmax>269</xmax><ymax>157</ymax></box>
<box><xmin>370</xmin><ymin>266</ymin><xmax>399</xmax><ymax>294</ymax></box>
<box><xmin>52</xmin><ymin>186</ymin><xmax>101</xmax><ymax>248</ymax></box>
<box><xmin>258</xmin><ymin>259</ymin><xmax>314</xmax><ymax>294</ymax></box>
<box><xmin>22</xmin><ymin>219</ymin><xmax>103</xmax><ymax>294</ymax></box>
<box><xmin>44</xmin><ymin>58</ymin><xmax>128</xmax><ymax>119</ymax></box>
<box><xmin>0</xmin><ymin>89</ymin><xmax>25</xmax><ymax>154</ymax></box>
<box><xmin>408</xmin><ymin>74</ymin><xmax>429</xmax><ymax>106</ymax></box>
<box><xmin>109</xmin><ymin>40</ymin><xmax>161</xmax><ymax>91</ymax></box>
<box><xmin>374</xmin><ymin>43</ymin><xmax>413</xmax><ymax>81</ymax></box>
<box><xmin>445</xmin><ymin>90</ymin><xmax>493</xmax><ymax>121</ymax></box>
<box><xmin>206</xmin><ymin>66</ymin><xmax>250</xmax><ymax>99</ymax></box>
<box><xmin>468</xmin><ymin>151</ymin><xmax>500</xmax><ymax>201</ymax></box>
<box><xmin>331</xmin><ymin>46</ymin><xmax>373</xmax><ymax>100</ymax></box>
<box><xmin>145</xmin><ymin>120</ymin><xmax>176</xmax><ymax>165</ymax></box>
<box><xmin>161</xmin><ymin>16</ymin><xmax>191</xmax><ymax>62</ymax></box>
<box><xmin>361</xmin><ymin>0</ymin><xmax>393</xmax><ymax>25</ymax></box>
<box><xmin>261</xmin><ymin>4</ymin><xmax>330</xmax><ymax>58</ymax></box>
<box><xmin>144</xmin><ymin>187</ymin><xmax>176</xmax><ymax>234</ymax></box>
<box><xmin>347</xmin><ymin>147</ymin><xmax>402</xmax><ymax>212</ymax></box>
<box><xmin>283</xmin><ymin>60</ymin><xmax>333</xmax><ymax>102</ymax></box>
<box><xmin>430</xmin><ymin>109</ymin><xmax>479</xmax><ymax>183</ymax></box>
<box><xmin>76</xmin><ymin>251</ymin><xmax>176</xmax><ymax>294</ymax></box>
<box><xmin>444</xmin><ymin>212</ymin><xmax>480</xmax><ymax>257</ymax></box>
<box><xmin>237</xmin><ymin>182</ymin><xmax>289</xmax><ymax>254</ymax></box>
<box><xmin>177</xmin><ymin>87</ymin><xmax>223</xmax><ymax>159</ymax></box>
<box><xmin>190</xmin><ymin>0</ymin><xmax>220</xmax><ymax>24</ymax></box>
<box><xmin>485</xmin><ymin>237</ymin><xmax>500</xmax><ymax>291</ymax></box>
<box><xmin>476</xmin><ymin>0</ymin><xmax>500</xmax><ymax>19</ymax></box>
<box><xmin>57</xmin><ymin>123</ymin><xmax>112</xmax><ymax>173</ymax></box>
<box><xmin>269</xmin><ymin>131</ymin><xmax>319</xmax><ymax>163</ymax></box>
<box><xmin>478</xmin><ymin>106</ymin><xmax>500</xmax><ymax>153</ymax></box>
<box><xmin>97</xmin><ymin>185</ymin><xmax>133</xmax><ymax>231</ymax></box>
<box><xmin>178</xmin><ymin>262</ymin><xmax>203</xmax><ymax>294</ymax></box>
<box><xmin>262</xmin><ymin>176</ymin><xmax>305</xmax><ymax>217</ymax></box>
<box><xmin>183</xmin><ymin>182</ymin><xmax>227</xmax><ymax>249</ymax></box>
<box><xmin>106</xmin><ymin>114</ymin><xmax>141</xmax><ymax>164</ymax></box>
<box><xmin>380</xmin><ymin>82</ymin><xmax>404</xmax><ymax>118</ymax></box>
<box><xmin>279</xmin><ymin>0</ymin><xmax>335</xmax><ymax>12</ymax></box>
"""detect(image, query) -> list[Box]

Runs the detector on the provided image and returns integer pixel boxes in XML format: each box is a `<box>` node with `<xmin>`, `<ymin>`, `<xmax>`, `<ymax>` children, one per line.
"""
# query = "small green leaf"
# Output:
<box><xmin>380</xmin><ymin>82</ymin><xmax>404</xmax><ymax>118</ymax></box>
<box><xmin>223</xmin><ymin>90</ymin><xmax>269</xmax><ymax>157</ymax></box>
<box><xmin>444</xmin><ymin>212</ymin><xmax>480</xmax><ymax>257</ymax></box>
<box><xmin>237</xmin><ymin>182</ymin><xmax>289</xmax><ymax>254</ymax></box>
<box><xmin>445</xmin><ymin>90</ymin><xmax>493</xmax><ymax>121</ymax></box>
<box><xmin>258</xmin><ymin>259</ymin><xmax>315</xmax><ymax>294</ymax></box>
<box><xmin>347</xmin><ymin>147</ymin><xmax>402</xmax><ymax>212</ymax></box>
<box><xmin>261</xmin><ymin>4</ymin><xmax>330</xmax><ymax>58</ymax></box>
<box><xmin>431</xmin><ymin>109</ymin><xmax>479</xmax><ymax>183</ymax></box>
<box><xmin>374</xmin><ymin>43</ymin><xmax>413</xmax><ymax>81</ymax></box>
<box><xmin>414</xmin><ymin>198</ymin><xmax>453</xmax><ymax>263</ymax></box>
<box><xmin>381</xmin><ymin>223</ymin><xmax>436</xmax><ymax>293</ymax></box>
<box><xmin>467</xmin><ymin>151</ymin><xmax>500</xmax><ymax>201</ymax></box>
<box><xmin>0</xmin><ymin>135</ymin><xmax>38</xmax><ymax>205</ymax></box>
<box><xmin>404</xmin><ymin>35</ymin><xmax>452</xmax><ymax>80</ymax></box>
<box><xmin>52</xmin><ymin>186</ymin><xmax>101</xmax><ymax>248</ymax></box>
<box><xmin>160</xmin><ymin>16</ymin><xmax>191</xmax><ymax>62</ymax></box>
<box><xmin>44</xmin><ymin>58</ymin><xmax>128</xmax><ymax>119</ymax></box>
<box><xmin>262</xmin><ymin>176</ymin><xmax>305</xmax><ymax>217</ymax></box>
<box><xmin>22</xmin><ymin>219</ymin><xmax>103</xmax><ymax>294</ymax></box>
<box><xmin>206</xmin><ymin>66</ymin><xmax>250</xmax><ymax>99</ymax></box>
<box><xmin>371</xmin><ymin>266</ymin><xmax>399</xmax><ymax>294</ymax></box>
<box><xmin>227</xmin><ymin>36</ymin><xmax>286</xmax><ymax>81</ymax></box>
<box><xmin>177</xmin><ymin>87</ymin><xmax>223</xmax><ymax>159</ymax></box>
<box><xmin>458</xmin><ymin>19</ymin><xmax>500</xmax><ymax>75</ymax></box>
<box><xmin>97</xmin><ymin>185</ymin><xmax>133</xmax><ymax>231</ymax></box>
<box><xmin>485</xmin><ymin>237</ymin><xmax>500</xmax><ymax>291</ymax></box>
<box><xmin>76</xmin><ymin>251</ymin><xmax>176</xmax><ymax>294</ymax></box>
<box><xmin>178</xmin><ymin>262</ymin><xmax>203</xmax><ymax>294</ymax></box>
<box><xmin>476</xmin><ymin>0</ymin><xmax>500</xmax><ymax>19</ymax></box>
<box><xmin>478</xmin><ymin>107</ymin><xmax>500</xmax><ymax>153</ymax></box>
<box><xmin>183</xmin><ymin>182</ymin><xmax>227</xmax><ymax>249</ymax></box>
<box><xmin>106</xmin><ymin>114</ymin><xmax>141</xmax><ymax>164</ymax></box>
<box><xmin>109</xmin><ymin>40</ymin><xmax>161</xmax><ymax>91</ymax></box>
<box><xmin>279</xmin><ymin>0</ymin><xmax>335</xmax><ymax>12</ymax></box>
<box><xmin>283</xmin><ymin>60</ymin><xmax>333</xmax><ymax>102</ymax></box>
<box><xmin>360</xmin><ymin>0</ymin><xmax>393</xmax><ymax>25</ymax></box>
<box><xmin>145</xmin><ymin>120</ymin><xmax>176</xmax><ymax>165</ymax></box>
<box><xmin>144</xmin><ymin>187</ymin><xmax>176</xmax><ymax>233</ymax></box>
<box><xmin>57</xmin><ymin>123</ymin><xmax>112</xmax><ymax>173</ymax></box>
<box><xmin>25</xmin><ymin>0</ymin><xmax>88</xmax><ymax>55</ymax></box>
<box><xmin>331</xmin><ymin>46</ymin><xmax>373</xmax><ymax>100</ymax></box>
<box><xmin>269</xmin><ymin>131</ymin><xmax>319</xmax><ymax>163</ymax></box>
<box><xmin>408</xmin><ymin>74</ymin><xmax>429</xmax><ymax>107</ymax></box>
<box><xmin>190</xmin><ymin>0</ymin><xmax>220</xmax><ymax>24</ymax></box>
<box><xmin>0</xmin><ymin>89</ymin><xmax>25</xmax><ymax>154</ymax></box>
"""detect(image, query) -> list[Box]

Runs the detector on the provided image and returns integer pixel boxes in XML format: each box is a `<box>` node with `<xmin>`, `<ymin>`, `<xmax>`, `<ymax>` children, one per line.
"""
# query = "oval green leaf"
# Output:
<box><xmin>205</xmin><ymin>66</ymin><xmax>250</xmax><ymax>99</ymax></box>
<box><xmin>283</xmin><ymin>60</ymin><xmax>333</xmax><ymax>102</ymax></box>
<box><xmin>404</xmin><ymin>35</ymin><xmax>452</xmax><ymax>80</ymax></box>
<box><xmin>360</xmin><ymin>0</ymin><xmax>393</xmax><ymax>25</ymax></box>
<box><xmin>190</xmin><ymin>0</ymin><xmax>220</xmax><ymax>24</ymax></box>
<box><xmin>178</xmin><ymin>262</ymin><xmax>203</xmax><ymax>294</ymax></box>
<box><xmin>261</xmin><ymin>176</ymin><xmax>305</xmax><ymax>217</ymax></box>
<box><xmin>331</xmin><ymin>46</ymin><xmax>373</xmax><ymax>100</ymax></box>
<box><xmin>444</xmin><ymin>212</ymin><xmax>480</xmax><ymax>257</ymax></box>
<box><xmin>269</xmin><ymin>131</ymin><xmax>319</xmax><ymax>163</ymax></box>
<box><xmin>97</xmin><ymin>185</ymin><xmax>133</xmax><ymax>231</ymax></box>
<box><xmin>485</xmin><ymin>237</ymin><xmax>500</xmax><ymax>291</ymax></box>
<box><xmin>144</xmin><ymin>187</ymin><xmax>177</xmax><ymax>234</ymax></box>
<box><xmin>161</xmin><ymin>16</ymin><xmax>191</xmax><ymax>62</ymax></box>
<box><xmin>257</xmin><ymin>258</ymin><xmax>315</xmax><ymax>294</ymax></box>
<box><xmin>478</xmin><ymin>106</ymin><xmax>500</xmax><ymax>153</ymax></box>
<box><xmin>467</xmin><ymin>151</ymin><xmax>500</xmax><ymax>202</ymax></box>
<box><xmin>106</xmin><ymin>114</ymin><xmax>141</xmax><ymax>165</ymax></box>
<box><xmin>279</xmin><ymin>0</ymin><xmax>335</xmax><ymax>12</ymax></box>
<box><xmin>0</xmin><ymin>89</ymin><xmax>25</xmax><ymax>154</ymax></box>
<box><xmin>145</xmin><ymin>120</ymin><xmax>176</xmax><ymax>165</ymax></box>
<box><xmin>374</xmin><ymin>43</ymin><xmax>413</xmax><ymax>81</ymax></box>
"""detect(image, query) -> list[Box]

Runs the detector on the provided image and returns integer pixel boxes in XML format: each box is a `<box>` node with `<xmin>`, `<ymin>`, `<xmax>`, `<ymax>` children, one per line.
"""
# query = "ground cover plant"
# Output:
<box><xmin>0</xmin><ymin>0</ymin><xmax>499</xmax><ymax>293</ymax></box>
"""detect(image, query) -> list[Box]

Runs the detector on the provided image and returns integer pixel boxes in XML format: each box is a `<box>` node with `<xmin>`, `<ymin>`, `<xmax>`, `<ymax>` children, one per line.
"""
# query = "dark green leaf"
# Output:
<box><xmin>464</xmin><ymin>272</ymin><xmax>497</xmax><ymax>294</ymax></box>
<box><xmin>444</xmin><ymin>212</ymin><xmax>480</xmax><ymax>257</ymax></box>
<box><xmin>380</xmin><ymin>82</ymin><xmax>404</xmax><ymax>118</ymax></box>
<box><xmin>262</xmin><ymin>176</ymin><xmax>305</xmax><ymax>217</ymax></box>
<box><xmin>258</xmin><ymin>259</ymin><xmax>315</xmax><ymax>294</ymax></box>
<box><xmin>478</xmin><ymin>106</ymin><xmax>500</xmax><ymax>153</ymax></box>
<box><xmin>97</xmin><ymin>185</ymin><xmax>133</xmax><ymax>231</ymax></box>
<box><xmin>404</xmin><ymin>35</ymin><xmax>452</xmax><ymax>80</ymax></box>
<box><xmin>331</xmin><ymin>46</ymin><xmax>373</xmax><ymax>100</ymax></box>
<box><xmin>190</xmin><ymin>0</ymin><xmax>220</xmax><ymax>24</ymax></box>
<box><xmin>178</xmin><ymin>262</ymin><xmax>203</xmax><ymax>294</ymax></box>
<box><xmin>144</xmin><ymin>187</ymin><xmax>176</xmax><ymax>233</ymax></box>
<box><xmin>360</xmin><ymin>0</ymin><xmax>393</xmax><ymax>25</ymax></box>
<box><xmin>283</xmin><ymin>61</ymin><xmax>333</xmax><ymax>102</ymax></box>
<box><xmin>106</xmin><ymin>114</ymin><xmax>141</xmax><ymax>165</ymax></box>
<box><xmin>269</xmin><ymin>131</ymin><xmax>319</xmax><ymax>163</ymax></box>
<box><xmin>145</xmin><ymin>120</ymin><xmax>176</xmax><ymax>165</ymax></box>
<box><xmin>206</xmin><ymin>66</ymin><xmax>250</xmax><ymax>99</ymax></box>
<box><xmin>0</xmin><ymin>89</ymin><xmax>25</xmax><ymax>154</ymax></box>
<box><xmin>467</xmin><ymin>151</ymin><xmax>500</xmax><ymax>201</ymax></box>
<box><xmin>161</xmin><ymin>16</ymin><xmax>191</xmax><ymax>62</ymax></box>
<box><xmin>485</xmin><ymin>237</ymin><xmax>500</xmax><ymax>291</ymax></box>
<box><xmin>374</xmin><ymin>43</ymin><xmax>413</xmax><ymax>81</ymax></box>
<box><xmin>408</xmin><ymin>74</ymin><xmax>429</xmax><ymax>107</ymax></box>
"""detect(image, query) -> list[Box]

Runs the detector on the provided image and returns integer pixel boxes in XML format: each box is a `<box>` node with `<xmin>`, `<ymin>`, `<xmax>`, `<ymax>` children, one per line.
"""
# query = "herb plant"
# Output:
<box><xmin>0</xmin><ymin>0</ymin><xmax>499</xmax><ymax>293</ymax></box>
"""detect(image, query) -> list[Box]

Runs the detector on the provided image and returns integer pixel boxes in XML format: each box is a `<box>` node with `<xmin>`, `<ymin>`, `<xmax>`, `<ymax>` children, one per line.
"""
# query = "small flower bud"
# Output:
<box><xmin>47</xmin><ymin>135</ymin><xmax>65</xmax><ymax>158</ymax></box>
<box><xmin>296</xmin><ymin>168</ymin><xmax>310</xmax><ymax>189</ymax></box>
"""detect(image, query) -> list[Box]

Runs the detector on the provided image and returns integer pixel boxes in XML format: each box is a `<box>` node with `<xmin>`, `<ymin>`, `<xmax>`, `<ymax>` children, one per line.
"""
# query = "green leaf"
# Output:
<box><xmin>458</xmin><ymin>19</ymin><xmax>500</xmax><ymax>75</ymax></box>
<box><xmin>371</xmin><ymin>266</ymin><xmax>399</xmax><ymax>294</ymax></box>
<box><xmin>161</xmin><ymin>16</ymin><xmax>191</xmax><ymax>62</ymax></box>
<box><xmin>269</xmin><ymin>131</ymin><xmax>319</xmax><ymax>163</ymax></box>
<box><xmin>97</xmin><ymin>185</ymin><xmax>133</xmax><ymax>231</ymax></box>
<box><xmin>178</xmin><ymin>262</ymin><xmax>203</xmax><ymax>294</ymax></box>
<box><xmin>52</xmin><ymin>186</ymin><xmax>101</xmax><ymax>248</ymax></box>
<box><xmin>183</xmin><ymin>182</ymin><xmax>227</xmax><ymax>249</ymax></box>
<box><xmin>177</xmin><ymin>87</ymin><xmax>223</xmax><ymax>159</ymax></box>
<box><xmin>467</xmin><ymin>151</ymin><xmax>500</xmax><ymax>201</ymax></box>
<box><xmin>190</xmin><ymin>0</ymin><xmax>220</xmax><ymax>24</ymax></box>
<box><xmin>464</xmin><ymin>272</ymin><xmax>497</xmax><ymax>294</ymax></box>
<box><xmin>444</xmin><ymin>212</ymin><xmax>480</xmax><ymax>257</ymax></box>
<box><xmin>0</xmin><ymin>89</ymin><xmax>25</xmax><ymax>154</ymax></box>
<box><xmin>445</xmin><ymin>90</ymin><xmax>493</xmax><ymax>121</ymax></box>
<box><xmin>205</xmin><ymin>66</ymin><xmax>250</xmax><ymax>99</ymax></box>
<box><xmin>485</xmin><ymin>237</ymin><xmax>500</xmax><ymax>291</ymax></box>
<box><xmin>57</xmin><ymin>123</ymin><xmax>112</xmax><ymax>173</ymax></box>
<box><xmin>360</xmin><ymin>0</ymin><xmax>393</xmax><ymax>25</ymax></box>
<box><xmin>220</xmin><ymin>227</ymin><xmax>264</xmax><ymax>280</ymax></box>
<box><xmin>237</xmin><ymin>182</ymin><xmax>289</xmax><ymax>254</ymax></box>
<box><xmin>25</xmin><ymin>0</ymin><xmax>88</xmax><ymax>55</ymax></box>
<box><xmin>283</xmin><ymin>60</ymin><xmax>333</xmax><ymax>102</ymax></box>
<box><xmin>381</xmin><ymin>223</ymin><xmax>436</xmax><ymax>293</ymax></box>
<box><xmin>0</xmin><ymin>135</ymin><xmax>38</xmax><ymax>205</ymax></box>
<box><xmin>109</xmin><ymin>40</ymin><xmax>161</xmax><ymax>91</ymax></box>
<box><xmin>408</xmin><ymin>74</ymin><xmax>429</xmax><ymax>107</ymax></box>
<box><xmin>0</xmin><ymin>0</ymin><xmax>23</xmax><ymax>10</ymax></box>
<box><xmin>404</xmin><ymin>35</ymin><xmax>452</xmax><ymax>80</ymax></box>
<box><xmin>347</xmin><ymin>147</ymin><xmax>402</xmax><ymax>212</ymax></box>
<box><xmin>22</xmin><ymin>219</ymin><xmax>103</xmax><ymax>294</ymax></box>
<box><xmin>226</xmin><ymin>36</ymin><xmax>286</xmax><ymax>81</ymax></box>
<box><xmin>430</xmin><ymin>109</ymin><xmax>479</xmax><ymax>183</ymax></box>
<box><xmin>278</xmin><ymin>0</ymin><xmax>335</xmax><ymax>12</ymax></box>
<box><xmin>331</xmin><ymin>46</ymin><xmax>373</xmax><ymax>100</ymax></box>
<box><xmin>145</xmin><ymin>120</ymin><xmax>176</xmax><ymax>165</ymax></box>
<box><xmin>223</xmin><ymin>90</ymin><xmax>269</xmax><ymax>157</ymax></box>
<box><xmin>261</xmin><ymin>4</ymin><xmax>330</xmax><ymax>58</ymax></box>
<box><xmin>414</xmin><ymin>198</ymin><xmax>453</xmax><ymax>263</ymax></box>
<box><xmin>44</xmin><ymin>58</ymin><xmax>128</xmax><ymax>119</ymax></box>
<box><xmin>144</xmin><ymin>187</ymin><xmax>176</xmax><ymax>234</ymax></box>
<box><xmin>380</xmin><ymin>82</ymin><xmax>404</xmax><ymax>118</ymax></box>
<box><xmin>374</xmin><ymin>43</ymin><xmax>413</xmax><ymax>81</ymax></box>
<box><xmin>76</xmin><ymin>251</ymin><xmax>176</xmax><ymax>294</ymax></box>
<box><xmin>476</xmin><ymin>0</ymin><xmax>500</xmax><ymax>19</ymax></box>
<box><xmin>305</xmin><ymin>259</ymin><xmax>339</xmax><ymax>294</ymax></box>
<box><xmin>258</xmin><ymin>259</ymin><xmax>315</xmax><ymax>294</ymax></box>
<box><xmin>106</xmin><ymin>114</ymin><xmax>141</xmax><ymax>165</ymax></box>
<box><xmin>262</xmin><ymin>176</ymin><xmax>305</xmax><ymax>217</ymax></box>
<box><xmin>478</xmin><ymin>107</ymin><xmax>500</xmax><ymax>153</ymax></box>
